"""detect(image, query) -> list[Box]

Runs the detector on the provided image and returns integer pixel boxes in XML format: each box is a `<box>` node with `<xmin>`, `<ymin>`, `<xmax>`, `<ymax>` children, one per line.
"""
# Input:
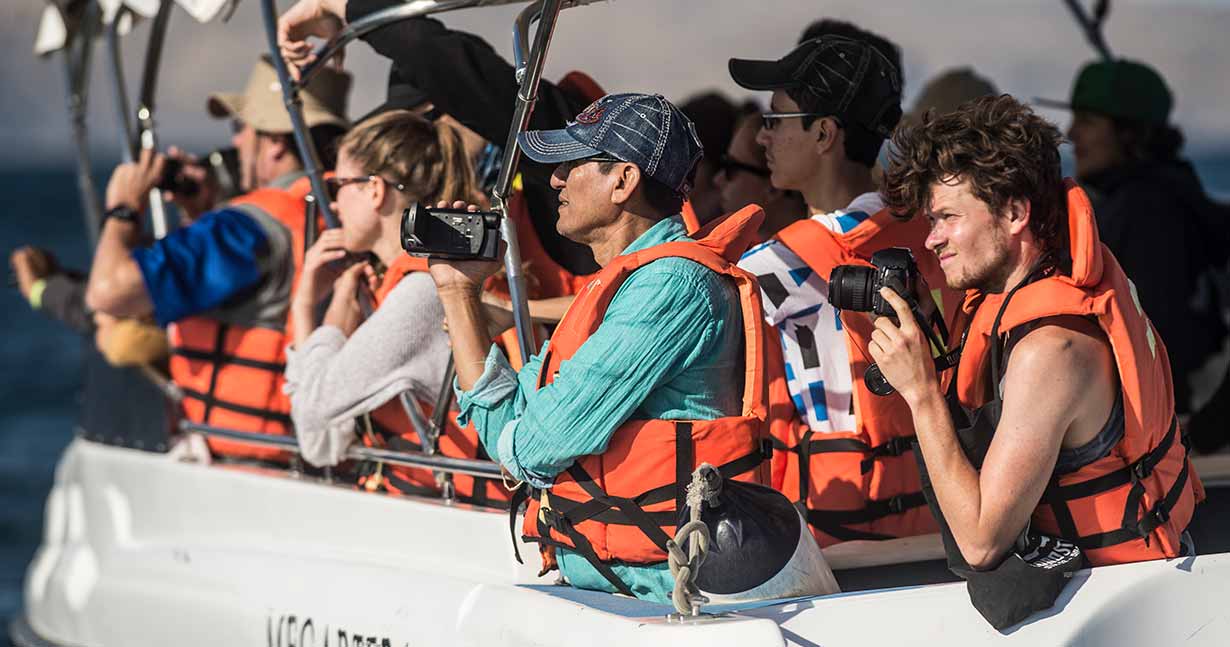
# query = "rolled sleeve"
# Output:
<box><xmin>131</xmin><ymin>208</ymin><xmax>268</xmax><ymax>326</ymax></box>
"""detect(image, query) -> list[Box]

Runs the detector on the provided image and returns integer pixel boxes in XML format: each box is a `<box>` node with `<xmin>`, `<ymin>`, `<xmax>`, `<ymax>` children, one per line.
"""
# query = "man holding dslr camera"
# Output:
<box><xmin>870</xmin><ymin>94</ymin><xmax>1199</xmax><ymax>625</ymax></box>
<box><xmin>85</xmin><ymin>57</ymin><xmax>350</xmax><ymax>460</ymax></box>
<box><xmin>425</xmin><ymin>93</ymin><xmax>772</xmax><ymax>601</ymax></box>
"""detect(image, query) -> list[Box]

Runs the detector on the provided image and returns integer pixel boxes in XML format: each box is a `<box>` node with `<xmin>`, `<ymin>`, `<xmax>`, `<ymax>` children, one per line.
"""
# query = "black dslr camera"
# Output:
<box><xmin>400</xmin><ymin>203</ymin><xmax>502</xmax><ymax>261</ymax></box>
<box><xmin>829</xmin><ymin>248</ymin><xmax>919</xmax><ymax>318</ymax></box>
<box><xmin>830</xmin><ymin>248</ymin><xmax>950</xmax><ymax>397</ymax></box>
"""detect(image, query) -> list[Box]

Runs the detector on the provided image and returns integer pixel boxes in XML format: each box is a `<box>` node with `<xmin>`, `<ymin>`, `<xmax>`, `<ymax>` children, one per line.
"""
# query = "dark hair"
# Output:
<box><xmin>792</xmin><ymin>20</ymin><xmax>902</xmax><ymax>167</ymax></box>
<box><xmin>798</xmin><ymin>19</ymin><xmax>904</xmax><ymax>89</ymax></box>
<box><xmin>598</xmin><ymin>161</ymin><xmax>686</xmax><ymax>216</ymax></box>
<box><xmin>883</xmin><ymin>94</ymin><xmax>1067</xmax><ymax>253</ymax></box>
<box><xmin>679</xmin><ymin>91</ymin><xmax>739</xmax><ymax>166</ymax></box>
<box><xmin>264</xmin><ymin>124</ymin><xmax>348</xmax><ymax>170</ymax></box>
<box><xmin>1112</xmin><ymin>118</ymin><xmax>1185</xmax><ymax>163</ymax></box>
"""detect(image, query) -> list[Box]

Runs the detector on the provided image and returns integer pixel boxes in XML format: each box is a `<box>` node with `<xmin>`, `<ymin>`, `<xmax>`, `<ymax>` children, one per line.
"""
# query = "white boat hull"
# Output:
<box><xmin>18</xmin><ymin>438</ymin><xmax>1230</xmax><ymax>646</ymax></box>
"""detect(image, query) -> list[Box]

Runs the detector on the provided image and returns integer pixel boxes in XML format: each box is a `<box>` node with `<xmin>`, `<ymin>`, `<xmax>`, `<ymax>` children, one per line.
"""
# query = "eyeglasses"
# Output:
<box><xmin>324</xmin><ymin>175</ymin><xmax>407</xmax><ymax>202</ymax></box>
<box><xmin>761</xmin><ymin>112</ymin><xmax>842</xmax><ymax>131</ymax></box>
<box><xmin>717</xmin><ymin>154</ymin><xmax>770</xmax><ymax>179</ymax></box>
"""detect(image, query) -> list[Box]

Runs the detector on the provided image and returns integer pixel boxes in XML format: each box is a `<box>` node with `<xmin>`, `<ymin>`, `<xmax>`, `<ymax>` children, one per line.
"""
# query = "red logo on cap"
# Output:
<box><xmin>576</xmin><ymin>102</ymin><xmax>605</xmax><ymax>125</ymax></box>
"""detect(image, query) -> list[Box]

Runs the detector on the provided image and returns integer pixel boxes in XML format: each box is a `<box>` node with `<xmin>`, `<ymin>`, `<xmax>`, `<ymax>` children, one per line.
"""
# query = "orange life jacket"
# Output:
<box><xmin>945</xmin><ymin>180</ymin><xmax>1203</xmax><ymax>566</ymax></box>
<box><xmin>356</xmin><ymin>252</ymin><xmax>510</xmax><ymax>505</ymax></box>
<box><xmin>519</xmin><ymin>206</ymin><xmax>773</xmax><ymax>596</ymax></box>
<box><xmin>768</xmin><ymin>209</ymin><xmax>963</xmax><ymax>545</ymax></box>
<box><xmin>169</xmin><ymin>177</ymin><xmax>314</xmax><ymax>461</ymax></box>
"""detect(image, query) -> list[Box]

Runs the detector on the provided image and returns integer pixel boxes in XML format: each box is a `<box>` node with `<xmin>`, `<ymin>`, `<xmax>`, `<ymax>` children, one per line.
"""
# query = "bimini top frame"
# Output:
<box><xmin>260</xmin><ymin>0</ymin><xmax>595</xmax><ymax>361</ymax></box>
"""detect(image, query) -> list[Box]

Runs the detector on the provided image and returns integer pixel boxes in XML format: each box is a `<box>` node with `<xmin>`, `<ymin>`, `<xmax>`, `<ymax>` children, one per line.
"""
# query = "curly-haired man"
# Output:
<box><xmin>873</xmin><ymin>94</ymin><xmax>1200</xmax><ymax>603</ymax></box>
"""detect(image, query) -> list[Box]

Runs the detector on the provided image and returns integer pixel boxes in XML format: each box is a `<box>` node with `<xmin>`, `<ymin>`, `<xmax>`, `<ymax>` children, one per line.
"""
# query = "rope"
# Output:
<box><xmin>666</xmin><ymin>463</ymin><xmax>722</xmax><ymax>616</ymax></box>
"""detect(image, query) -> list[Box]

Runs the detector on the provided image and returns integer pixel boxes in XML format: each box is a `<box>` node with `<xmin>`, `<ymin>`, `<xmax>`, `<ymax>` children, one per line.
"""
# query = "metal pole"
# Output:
<box><xmin>136</xmin><ymin>0</ymin><xmax>175</xmax><ymax>238</ymax></box>
<box><xmin>104</xmin><ymin>13</ymin><xmax>135</xmax><ymax>163</ymax></box>
<box><xmin>297</xmin><ymin>0</ymin><xmax>475</xmax><ymax>86</ymax></box>
<box><xmin>491</xmin><ymin>0</ymin><xmax>566</xmax><ymax>361</ymax></box>
<box><xmin>179</xmin><ymin>421</ymin><xmax>504</xmax><ymax>480</ymax></box>
<box><xmin>64</xmin><ymin>1</ymin><xmax>104</xmax><ymax>246</ymax></box>
<box><xmin>1062</xmin><ymin>0</ymin><xmax>1113</xmax><ymax>61</ymax></box>
<box><xmin>511</xmin><ymin>1</ymin><xmax>543</xmax><ymax>82</ymax></box>
<box><xmin>259</xmin><ymin>0</ymin><xmax>341</xmax><ymax>229</ymax></box>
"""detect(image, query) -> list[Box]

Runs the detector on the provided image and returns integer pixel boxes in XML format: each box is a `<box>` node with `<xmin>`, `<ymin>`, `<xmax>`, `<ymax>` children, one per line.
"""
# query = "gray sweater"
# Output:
<box><xmin>284</xmin><ymin>272</ymin><xmax>452</xmax><ymax>467</ymax></box>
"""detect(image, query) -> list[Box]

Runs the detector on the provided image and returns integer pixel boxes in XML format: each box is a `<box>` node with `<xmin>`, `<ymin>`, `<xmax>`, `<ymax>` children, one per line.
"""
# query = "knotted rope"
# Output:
<box><xmin>667</xmin><ymin>463</ymin><xmax>723</xmax><ymax>616</ymax></box>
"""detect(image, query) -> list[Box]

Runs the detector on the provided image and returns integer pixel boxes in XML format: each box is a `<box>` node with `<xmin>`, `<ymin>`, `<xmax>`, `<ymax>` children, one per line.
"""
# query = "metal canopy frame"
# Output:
<box><xmin>104</xmin><ymin>1</ymin><xmax>176</xmax><ymax>238</ymax></box>
<box><xmin>1062</xmin><ymin>0</ymin><xmax>1114</xmax><ymax>61</ymax></box>
<box><xmin>239</xmin><ymin>0</ymin><xmax>585</xmax><ymax>496</ymax></box>
<box><xmin>63</xmin><ymin>1</ymin><xmax>105</xmax><ymax>245</ymax></box>
<box><xmin>263</xmin><ymin>0</ymin><xmax>577</xmax><ymax>360</ymax></box>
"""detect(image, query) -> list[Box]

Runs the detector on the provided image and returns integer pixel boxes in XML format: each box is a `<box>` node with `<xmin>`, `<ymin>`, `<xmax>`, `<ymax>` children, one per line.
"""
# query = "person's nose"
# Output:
<box><xmin>550</xmin><ymin>165</ymin><xmax>568</xmax><ymax>190</ymax></box>
<box><xmin>925</xmin><ymin>220</ymin><xmax>945</xmax><ymax>254</ymax></box>
<box><xmin>755</xmin><ymin>127</ymin><xmax>770</xmax><ymax>150</ymax></box>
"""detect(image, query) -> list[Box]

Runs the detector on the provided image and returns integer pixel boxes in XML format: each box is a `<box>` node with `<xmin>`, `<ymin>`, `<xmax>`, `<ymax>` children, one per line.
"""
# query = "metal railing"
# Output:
<box><xmin>180</xmin><ymin>421</ymin><xmax>505</xmax><ymax>480</ymax></box>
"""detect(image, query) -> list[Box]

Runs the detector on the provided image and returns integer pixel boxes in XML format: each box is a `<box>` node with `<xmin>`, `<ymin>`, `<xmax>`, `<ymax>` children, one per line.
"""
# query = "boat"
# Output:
<box><xmin>11</xmin><ymin>1</ymin><xmax>1230</xmax><ymax>645</ymax></box>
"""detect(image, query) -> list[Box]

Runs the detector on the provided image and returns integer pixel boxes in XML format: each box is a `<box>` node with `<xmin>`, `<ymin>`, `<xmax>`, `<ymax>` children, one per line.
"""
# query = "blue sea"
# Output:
<box><xmin>2</xmin><ymin>158</ymin><xmax>1230</xmax><ymax>642</ymax></box>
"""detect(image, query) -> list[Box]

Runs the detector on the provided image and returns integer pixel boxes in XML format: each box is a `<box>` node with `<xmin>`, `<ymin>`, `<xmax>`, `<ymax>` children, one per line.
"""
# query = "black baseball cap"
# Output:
<box><xmin>355</xmin><ymin>64</ymin><xmax>433</xmax><ymax>125</ymax></box>
<box><xmin>729</xmin><ymin>36</ymin><xmax>903</xmax><ymax>139</ymax></box>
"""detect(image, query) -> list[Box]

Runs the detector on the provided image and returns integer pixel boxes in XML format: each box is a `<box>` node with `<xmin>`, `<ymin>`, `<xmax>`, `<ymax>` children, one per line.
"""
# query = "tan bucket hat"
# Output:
<box><xmin>207</xmin><ymin>56</ymin><xmax>351</xmax><ymax>133</ymax></box>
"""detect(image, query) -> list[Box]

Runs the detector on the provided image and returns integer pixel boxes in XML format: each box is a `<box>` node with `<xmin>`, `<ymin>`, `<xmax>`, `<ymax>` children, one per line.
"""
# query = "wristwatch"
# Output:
<box><xmin>103</xmin><ymin>205</ymin><xmax>140</xmax><ymax>226</ymax></box>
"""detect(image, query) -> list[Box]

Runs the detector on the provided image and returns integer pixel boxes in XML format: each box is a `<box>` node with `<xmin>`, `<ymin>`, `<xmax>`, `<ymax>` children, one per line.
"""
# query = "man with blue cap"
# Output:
<box><xmin>427</xmin><ymin>93</ymin><xmax>774</xmax><ymax>601</ymax></box>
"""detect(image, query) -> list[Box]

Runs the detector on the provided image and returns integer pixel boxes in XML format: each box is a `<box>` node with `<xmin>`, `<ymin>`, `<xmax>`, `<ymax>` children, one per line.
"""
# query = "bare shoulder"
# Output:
<box><xmin>1009</xmin><ymin>315</ymin><xmax>1111</xmax><ymax>379</ymax></box>
<box><xmin>1003</xmin><ymin>315</ymin><xmax>1117</xmax><ymax>442</ymax></box>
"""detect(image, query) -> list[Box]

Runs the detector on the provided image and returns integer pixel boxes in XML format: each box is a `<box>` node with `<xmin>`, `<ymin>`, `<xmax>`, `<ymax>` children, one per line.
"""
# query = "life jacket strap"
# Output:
<box><xmin>179</xmin><ymin>386</ymin><xmax>293</xmax><ymax>425</ymax></box>
<box><xmin>170</xmin><ymin>346</ymin><xmax>286</xmax><ymax>372</ymax></box>
<box><xmin>803</xmin><ymin>491</ymin><xmax>929</xmax><ymax>541</ymax></box>
<box><xmin>1042</xmin><ymin>416</ymin><xmax>1188</xmax><ymax>550</ymax></box>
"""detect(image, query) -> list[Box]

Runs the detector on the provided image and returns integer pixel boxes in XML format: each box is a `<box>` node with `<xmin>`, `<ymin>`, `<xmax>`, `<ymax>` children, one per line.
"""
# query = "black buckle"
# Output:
<box><xmin>541</xmin><ymin>507</ymin><xmax>575</xmax><ymax>534</ymax></box>
<box><xmin>761</xmin><ymin>437</ymin><xmax>775</xmax><ymax>460</ymax></box>
<box><xmin>1130</xmin><ymin>457</ymin><xmax>1152</xmax><ymax>483</ymax></box>
<box><xmin>887</xmin><ymin>495</ymin><xmax>906</xmax><ymax>515</ymax></box>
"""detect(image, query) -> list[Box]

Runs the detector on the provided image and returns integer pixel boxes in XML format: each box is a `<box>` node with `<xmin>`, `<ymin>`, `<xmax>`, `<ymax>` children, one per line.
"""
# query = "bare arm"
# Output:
<box><xmin>869</xmin><ymin>287</ymin><xmax>1106</xmax><ymax>569</ymax></box>
<box><xmin>85</xmin><ymin>151</ymin><xmax>164</xmax><ymax>318</ymax></box>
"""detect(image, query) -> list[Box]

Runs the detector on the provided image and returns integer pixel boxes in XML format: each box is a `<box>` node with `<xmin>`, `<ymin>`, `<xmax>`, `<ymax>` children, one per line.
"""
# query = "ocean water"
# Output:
<box><xmin>2</xmin><ymin>158</ymin><xmax>1230</xmax><ymax>641</ymax></box>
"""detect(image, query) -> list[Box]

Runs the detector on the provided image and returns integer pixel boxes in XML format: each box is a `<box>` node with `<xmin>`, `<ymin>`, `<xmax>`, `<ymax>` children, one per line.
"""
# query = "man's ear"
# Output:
<box><xmin>1006</xmin><ymin>198</ymin><xmax>1032</xmax><ymax>236</ymax></box>
<box><xmin>814</xmin><ymin>117</ymin><xmax>841</xmax><ymax>157</ymax></box>
<box><xmin>610</xmin><ymin>163</ymin><xmax>641</xmax><ymax>206</ymax></box>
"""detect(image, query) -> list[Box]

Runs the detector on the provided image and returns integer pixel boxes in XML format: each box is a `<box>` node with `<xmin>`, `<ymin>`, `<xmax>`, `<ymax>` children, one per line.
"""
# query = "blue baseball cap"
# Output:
<box><xmin>517</xmin><ymin>92</ymin><xmax>704</xmax><ymax>196</ymax></box>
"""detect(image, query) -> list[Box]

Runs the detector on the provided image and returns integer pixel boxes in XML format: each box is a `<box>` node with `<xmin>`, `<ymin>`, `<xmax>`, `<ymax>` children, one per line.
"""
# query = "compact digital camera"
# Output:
<box><xmin>400</xmin><ymin>203</ymin><xmax>502</xmax><ymax>261</ymax></box>
<box><xmin>829</xmin><ymin>247</ymin><xmax>920</xmax><ymax>318</ymax></box>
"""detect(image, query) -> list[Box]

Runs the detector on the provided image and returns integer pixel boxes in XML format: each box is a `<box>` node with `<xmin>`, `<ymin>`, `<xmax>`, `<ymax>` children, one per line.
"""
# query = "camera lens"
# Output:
<box><xmin>829</xmin><ymin>265</ymin><xmax>875</xmax><ymax>312</ymax></box>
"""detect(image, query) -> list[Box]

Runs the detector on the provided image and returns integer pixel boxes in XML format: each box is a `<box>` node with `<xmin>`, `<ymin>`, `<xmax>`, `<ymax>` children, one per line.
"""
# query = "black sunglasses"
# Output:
<box><xmin>718</xmin><ymin>154</ymin><xmax>771</xmax><ymax>179</ymax></box>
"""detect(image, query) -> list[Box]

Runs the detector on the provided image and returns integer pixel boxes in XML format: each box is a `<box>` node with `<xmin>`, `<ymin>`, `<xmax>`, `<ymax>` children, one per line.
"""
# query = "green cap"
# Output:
<box><xmin>1036</xmin><ymin>59</ymin><xmax>1172</xmax><ymax>124</ymax></box>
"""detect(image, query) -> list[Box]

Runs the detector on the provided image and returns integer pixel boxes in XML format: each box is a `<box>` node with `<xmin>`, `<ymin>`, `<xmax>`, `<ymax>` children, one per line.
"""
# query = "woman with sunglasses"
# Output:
<box><xmin>284</xmin><ymin>110</ymin><xmax>497</xmax><ymax>499</ymax></box>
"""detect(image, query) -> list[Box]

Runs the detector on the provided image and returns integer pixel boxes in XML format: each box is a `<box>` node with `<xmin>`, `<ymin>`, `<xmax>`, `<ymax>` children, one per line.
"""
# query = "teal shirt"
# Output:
<box><xmin>456</xmin><ymin>215</ymin><xmax>744</xmax><ymax>603</ymax></box>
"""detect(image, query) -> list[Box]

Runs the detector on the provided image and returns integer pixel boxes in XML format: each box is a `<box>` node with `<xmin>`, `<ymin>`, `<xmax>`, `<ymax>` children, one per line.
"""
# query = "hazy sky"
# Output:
<box><xmin>2</xmin><ymin>0</ymin><xmax>1229</xmax><ymax>166</ymax></box>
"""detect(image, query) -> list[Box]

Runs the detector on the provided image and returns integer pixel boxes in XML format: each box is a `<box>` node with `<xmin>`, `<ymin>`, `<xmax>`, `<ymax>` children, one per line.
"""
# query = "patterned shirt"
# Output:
<box><xmin>737</xmin><ymin>192</ymin><xmax>885</xmax><ymax>433</ymax></box>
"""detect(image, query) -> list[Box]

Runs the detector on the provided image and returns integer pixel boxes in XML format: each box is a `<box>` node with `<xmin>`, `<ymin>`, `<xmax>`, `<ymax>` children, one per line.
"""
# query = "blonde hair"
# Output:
<box><xmin>338</xmin><ymin>110</ymin><xmax>478</xmax><ymax>206</ymax></box>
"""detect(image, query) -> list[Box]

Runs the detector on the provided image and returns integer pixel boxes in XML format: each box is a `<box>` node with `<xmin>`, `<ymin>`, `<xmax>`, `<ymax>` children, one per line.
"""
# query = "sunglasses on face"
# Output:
<box><xmin>324</xmin><ymin>175</ymin><xmax>406</xmax><ymax>202</ymax></box>
<box><xmin>761</xmin><ymin>112</ymin><xmax>843</xmax><ymax>131</ymax></box>
<box><xmin>557</xmin><ymin>154</ymin><xmax>625</xmax><ymax>174</ymax></box>
<box><xmin>717</xmin><ymin>154</ymin><xmax>771</xmax><ymax>179</ymax></box>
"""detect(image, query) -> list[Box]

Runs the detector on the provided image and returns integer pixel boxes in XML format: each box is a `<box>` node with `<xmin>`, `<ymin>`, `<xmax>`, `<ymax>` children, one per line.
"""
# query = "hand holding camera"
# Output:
<box><xmin>405</xmin><ymin>200</ymin><xmax>506</xmax><ymax>295</ymax></box>
<box><xmin>830</xmin><ymin>248</ymin><xmax>951</xmax><ymax>398</ymax></box>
